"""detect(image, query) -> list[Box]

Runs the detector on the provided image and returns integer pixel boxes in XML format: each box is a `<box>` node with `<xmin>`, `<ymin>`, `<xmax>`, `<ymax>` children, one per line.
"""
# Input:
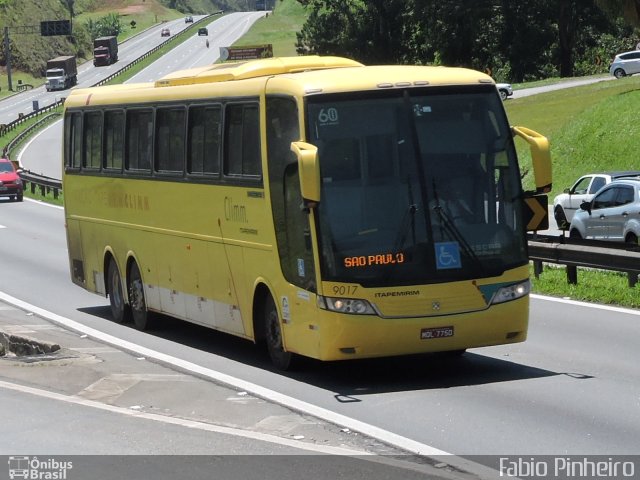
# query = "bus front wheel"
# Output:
<box><xmin>264</xmin><ymin>295</ymin><xmax>294</xmax><ymax>370</ymax></box>
<box><xmin>107</xmin><ymin>259</ymin><xmax>131</xmax><ymax>324</ymax></box>
<box><xmin>129</xmin><ymin>262</ymin><xmax>152</xmax><ymax>330</ymax></box>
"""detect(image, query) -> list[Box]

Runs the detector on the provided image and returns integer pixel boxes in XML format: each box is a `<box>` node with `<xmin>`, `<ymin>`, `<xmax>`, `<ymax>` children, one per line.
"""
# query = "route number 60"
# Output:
<box><xmin>318</xmin><ymin>108</ymin><xmax>339</xmax><ymax>123</ymax></box>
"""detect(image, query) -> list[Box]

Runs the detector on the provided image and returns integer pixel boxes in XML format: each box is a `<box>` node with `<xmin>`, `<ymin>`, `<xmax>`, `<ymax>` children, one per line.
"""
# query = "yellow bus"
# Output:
<box><xmin>63</xmin><ymin>56</ymin><xmax>551</xmax><ymax>369</ymax></box>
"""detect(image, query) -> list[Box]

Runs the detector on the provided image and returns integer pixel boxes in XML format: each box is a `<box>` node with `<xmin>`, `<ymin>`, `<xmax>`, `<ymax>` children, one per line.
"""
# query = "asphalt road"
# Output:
<box><xmin>1</xmin><ymin>199</ymin><xmax>639</xmax><ymax>461</ymax></box>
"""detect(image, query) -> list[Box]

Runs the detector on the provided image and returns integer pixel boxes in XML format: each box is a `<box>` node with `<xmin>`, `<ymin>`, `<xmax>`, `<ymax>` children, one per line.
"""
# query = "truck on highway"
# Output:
<box><xmin>45</xmin><ymin>55</ymin><xmax>77</xmax><ymax>91</ymax></box>
<box><xmin>93</xmin><ymin>36</ymin><xmax>118</xmax><ymax>66</ymax></box>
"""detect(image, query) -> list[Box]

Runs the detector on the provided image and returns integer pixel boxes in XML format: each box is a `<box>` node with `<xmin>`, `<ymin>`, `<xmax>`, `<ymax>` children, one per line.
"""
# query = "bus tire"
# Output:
<box><xmin>129</xmin><ymin>261</ymin><xmax>152</xmax><ymax>330</ymax></box>
<box><xmin>108</xmin><ymin>258</ymin><xmax>131</xmax><ymax>324</ymax></box>
<box><xmin>264</xmin><ymin>295</ymin><xmax>294</xmax><ymax>370</ymax></box>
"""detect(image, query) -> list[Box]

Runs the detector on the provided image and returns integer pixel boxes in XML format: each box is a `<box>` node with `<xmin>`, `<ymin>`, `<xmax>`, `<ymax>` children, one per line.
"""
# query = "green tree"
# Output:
<box><xmin>295</xmin><ymin>0</ymin><xmax>633</xmax><ymax>81</ymax></box>
<box><xmin>295</xmin><ymin>0</ymin><xmax>407</xmax><ymax>64</ymax></box>
<box><xmin>596</xmin><ymin>0</ymin><xmax>640</xmax><ymax>24</ymax></box>
<box><xmin>85</xmin><ymin>13</ymin><xmax>122</xmax><ymax>39</ymax></box>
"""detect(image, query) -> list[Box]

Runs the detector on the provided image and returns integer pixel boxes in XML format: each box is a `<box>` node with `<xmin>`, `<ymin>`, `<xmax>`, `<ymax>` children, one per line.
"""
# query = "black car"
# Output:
<box><xmin>198</xmin><ymin>27</ymin><xmax>208</xmax><ymax>36</ymax></box>
<box><xmin>185</xmin><ymin>16</ymin><xmax>193</xmax><ymax>23</ymax></box>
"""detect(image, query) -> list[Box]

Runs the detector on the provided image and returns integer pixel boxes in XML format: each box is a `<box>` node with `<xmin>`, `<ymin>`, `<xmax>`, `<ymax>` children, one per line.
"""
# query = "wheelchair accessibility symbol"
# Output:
<box><xmin>435</xmin><ymin>242</ymin><xmax>461</xmax><ymax>270</ymax></box>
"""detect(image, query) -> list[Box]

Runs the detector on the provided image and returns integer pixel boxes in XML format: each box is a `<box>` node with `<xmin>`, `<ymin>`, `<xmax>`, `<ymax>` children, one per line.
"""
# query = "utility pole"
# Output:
<box><xmin>3</xmin><ymin>27</ymin><xmax>12</xmax><ymax>91</ymax></box>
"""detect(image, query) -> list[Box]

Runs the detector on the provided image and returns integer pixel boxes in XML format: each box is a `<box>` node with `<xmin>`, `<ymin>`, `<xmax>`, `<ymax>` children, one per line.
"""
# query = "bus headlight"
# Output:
<box><xmin>318</xmin><ymin>296</ymin><xmax>376</xmax><ymax>315</ymax></box>
<box><xmin>490</xmin><ymin>280</ymin><xmax>530</xmax><ymax>305</ymax></box>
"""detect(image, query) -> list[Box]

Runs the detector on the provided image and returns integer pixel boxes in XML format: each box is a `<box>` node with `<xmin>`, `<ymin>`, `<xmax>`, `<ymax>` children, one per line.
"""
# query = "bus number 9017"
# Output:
<box><xmin>332</xmin><ymin>285</ymin><xmax>358</xmax><ymax>295</ymax></box>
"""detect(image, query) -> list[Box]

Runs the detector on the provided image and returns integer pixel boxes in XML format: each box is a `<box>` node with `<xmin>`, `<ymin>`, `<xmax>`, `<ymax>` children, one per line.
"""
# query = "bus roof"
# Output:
<box><xmin>64</xmin><ymin>56</ymin><xmax>497</xmax><ymax>108</ymax></box>
<box><xmin>155</xmin><ymin>56</ymin><xmax>363</xmax><ymax>87</ymax></box>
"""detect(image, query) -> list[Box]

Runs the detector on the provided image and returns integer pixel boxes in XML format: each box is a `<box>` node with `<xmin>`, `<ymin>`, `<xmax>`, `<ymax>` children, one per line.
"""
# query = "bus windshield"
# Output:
<box><xmin>307</xmin><ymin>87</ymin><xmax>527</xmax><ymax>287</ymax></box>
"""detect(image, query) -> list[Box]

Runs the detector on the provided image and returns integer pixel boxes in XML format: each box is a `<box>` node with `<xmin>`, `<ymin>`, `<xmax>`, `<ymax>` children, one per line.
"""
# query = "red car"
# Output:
<box><xmin>0</xmin><ymin>157</ymin><xmax>23</xmax><ymax>202</ymax></box>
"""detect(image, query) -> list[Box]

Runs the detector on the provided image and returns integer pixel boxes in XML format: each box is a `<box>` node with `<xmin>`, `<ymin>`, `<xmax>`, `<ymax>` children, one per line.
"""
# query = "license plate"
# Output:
<box><xmin>421</xmin><ymin>326</ymin><xmax>454</xmax><ymax>340</ymax></box>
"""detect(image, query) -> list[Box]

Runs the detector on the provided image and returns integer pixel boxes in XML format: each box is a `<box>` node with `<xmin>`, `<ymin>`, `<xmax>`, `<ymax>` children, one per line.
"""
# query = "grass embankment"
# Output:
<box><xmin>232</xmin><ymin>0</ymin><xmax>306</xmax><ymax>56</ymax></box>
<box><xmin>505</xmin><ymin>77</ymin><xmax>640</xmax><ymax>197</ymax></box>
<box><xmin>76</xmin><ymin>0</ymin><xmax>182</xmax><ymax>39</ymax></box>
<box><xmin>505</xmin><ymin>77</ymin><xmax>640</xmax><ymax>306</ymax></box>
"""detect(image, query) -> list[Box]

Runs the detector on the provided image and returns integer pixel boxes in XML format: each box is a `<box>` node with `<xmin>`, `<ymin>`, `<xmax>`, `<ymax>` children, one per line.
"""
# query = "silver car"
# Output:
<box><xmin>569</xmin><ymin>178</ymin><xmax>640</xmax><ymax>243</ymax></box>
<box><xmin>553</xmin><ymin>171</ymin><xmax>640</xmax><ymax>229</ymax></box>
<box><xmin>609</xmin><ymin>50</ymin><xmax>640</xmax><ymax>79</ymax></box>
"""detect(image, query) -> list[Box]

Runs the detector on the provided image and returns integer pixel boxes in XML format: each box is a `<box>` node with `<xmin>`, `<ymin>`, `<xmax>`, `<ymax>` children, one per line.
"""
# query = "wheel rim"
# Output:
<box><xmin>266</xmin><ymin>304</ymin><xmax>283</xmax><ymax>352</ymax></box>
<box><xmin>128</xmin><ymin>263</ymin><xmax>149</xmax><ymax>329</ymax></box>
<box><xmin>615</xmin><ymin>69</ymin><xmax>625</xmax><ymax>79</ymax></box>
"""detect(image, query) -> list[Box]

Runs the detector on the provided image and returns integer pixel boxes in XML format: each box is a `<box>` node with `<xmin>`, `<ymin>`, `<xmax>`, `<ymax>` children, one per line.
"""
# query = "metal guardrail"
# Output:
<box><xmin>20</xmin><ymin>170</ymin><xmax>62</xmax><ymax>200</ymax></box>
<box><xmin>528</xmin><ymin>233</ymin><xmax>640</xmax><ymax>287</ymax></box>
<box><xmin>0</xmin><ymin>100</ymin><xmax>64</xmax><ymax>139</ymax></box>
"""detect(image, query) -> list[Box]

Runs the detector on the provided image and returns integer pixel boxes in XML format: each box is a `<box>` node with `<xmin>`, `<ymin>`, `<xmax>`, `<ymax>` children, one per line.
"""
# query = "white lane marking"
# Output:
<box><xmin>0</xmin><ymin>290</ymin><xmax>504</xmax><ymax>479</ymax></box>
<box><xmin>0</xmin><ymin>225</ymin><xmax>5</xmax><ymax>229</ymax></box>
<box><xmin>531</xmin><ymin>293</ymin><xmax>640</xmax><ymax>316</ymax></box>
<box><xmin>0</xmin><ymin>379</ymin><xmax>368</xmax><ymax>456</ymax></box>
<box><xmin>24</xmin><ymin>197</ymin><xmax>64</xmax><ymax>210</ymax></box>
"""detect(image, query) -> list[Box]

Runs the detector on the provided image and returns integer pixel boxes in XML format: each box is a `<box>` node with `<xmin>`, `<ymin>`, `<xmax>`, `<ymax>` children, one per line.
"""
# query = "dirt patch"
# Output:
<box><xmin>118</xmin><ymin>5</ymin><xmax>147</xmax><ymax>14</ymax></box>
<box><xmin>92</xmin><ymin>0</ymin><xmax>166</xmax><ymax>15</ymax></box>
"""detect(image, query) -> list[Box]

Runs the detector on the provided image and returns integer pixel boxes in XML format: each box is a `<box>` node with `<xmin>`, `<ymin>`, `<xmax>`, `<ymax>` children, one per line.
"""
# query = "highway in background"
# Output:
<box><xmin>0</xmin><ymin>15</ymin><xmax>204</xmax><ymax>126</ymax></box>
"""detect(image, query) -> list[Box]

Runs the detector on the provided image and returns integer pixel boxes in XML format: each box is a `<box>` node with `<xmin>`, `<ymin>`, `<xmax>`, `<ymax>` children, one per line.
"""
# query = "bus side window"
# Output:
<box><xmin>155</xmin><ymin>107</ymin><xmax>186</xmax><ymax>174</ymax></box>
<box><xmin>83</xmin><ymin>111</ymin><xmax>102</xmax><ymax>170</ymax></box>
<box><xmin>64</xmin><ymin>112</ymin><xmax>82</xmax><ymax>170</ymax></box>
<box><xmin>104</xmin><ymin>110</ymin><xmax>124</xmax><ymax>171</ymax></box>
<box><xmin>187</xmin><ymin>105</ymin><xmax>221</xmax><ymax>176</ymax></box>
<box><xmin>126</xmin><ymin>109</ymin><xmax>153</xmax><ymax>172</ymax></box>
<box><xmin>224</xmin><ymin>103</ymin><xmax>261</xmax><ymax>179</ymax></box>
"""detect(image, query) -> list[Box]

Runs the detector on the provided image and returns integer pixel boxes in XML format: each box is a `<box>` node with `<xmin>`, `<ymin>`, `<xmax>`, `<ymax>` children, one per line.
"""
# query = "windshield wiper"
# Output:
<box><xmin>431</xmin><ymin>195</ymin><xmax>484</xmax><ymax>273</ymax></box>
<box><xmin>391</xmin><ymin>177</ymin><xmax>418</xmax><ymax>253</ymax></box>
<box><xmin>392</xmin><ymin>203</ymin><xmax>418</xmax><ymax>253</ymax></box>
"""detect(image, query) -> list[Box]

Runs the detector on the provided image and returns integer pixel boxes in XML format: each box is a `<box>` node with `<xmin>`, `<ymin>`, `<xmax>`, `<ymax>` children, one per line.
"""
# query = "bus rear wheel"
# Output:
<box><xmin>264</xmin><ymin>295</ymin><xmax>294</xmax><ymax>370</ymax></box>
<box><xmin>107</xmin><ymin>258</ymin><xmax>131</xmax><ymax>324</ymax></box>
<box><xmin>129</xmin><ymin>262</ymin><xmax>152</xmax><ymax>330</ymax></box>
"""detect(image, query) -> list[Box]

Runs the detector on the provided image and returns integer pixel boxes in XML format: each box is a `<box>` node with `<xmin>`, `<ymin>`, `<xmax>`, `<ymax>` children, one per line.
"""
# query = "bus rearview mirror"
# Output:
<box><xmin>512</xmin><ymin>126</ymin><xmax>552</xmax><ymax>193</ymax></box>
<box><xmin>290</xmin><ymin>141</ymin><xmax>321</xmax><ymax>203</ymax></box>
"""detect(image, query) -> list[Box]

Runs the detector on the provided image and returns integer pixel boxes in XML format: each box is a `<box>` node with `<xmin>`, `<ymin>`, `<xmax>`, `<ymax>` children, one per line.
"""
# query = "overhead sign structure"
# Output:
<box><xmin>524</xmin><ymin>194</ymin><xmax>549</xmax><ymax>231</ymax></box>
<box><xmin>40</xmin><ymin>20</ymin><xmax>72</xmax><ymax>36</ymax></box>
<box><xmin>220</xmin><ymin>44</ymin><xmax>273</xmax><ymax>62</ymax></box>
